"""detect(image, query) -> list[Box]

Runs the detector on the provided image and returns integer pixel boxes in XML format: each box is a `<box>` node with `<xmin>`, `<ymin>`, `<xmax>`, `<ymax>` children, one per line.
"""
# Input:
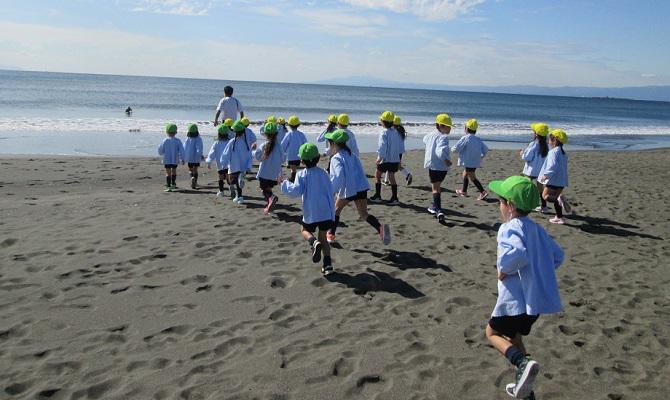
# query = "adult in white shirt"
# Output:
<box><xmin>214</xmin><ymin>86</ymin><xmax>244</xmax><ymax>126</ymax></box>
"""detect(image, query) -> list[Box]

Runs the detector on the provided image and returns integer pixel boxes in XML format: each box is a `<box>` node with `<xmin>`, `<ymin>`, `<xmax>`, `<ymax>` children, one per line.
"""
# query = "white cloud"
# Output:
<box><xmin>131</xmin><ymin>0</ymin><xmax>213</xmax><ymax>16</ymax></box>
<box><xmin>340</xmin><ymin>0</ymin><xmax>486</xmax><ymax>20</ymax></box>
<box><xmin>294</xmin><ymin>9</ymin><xmax>389</xmax><ymax>37</ymax></box>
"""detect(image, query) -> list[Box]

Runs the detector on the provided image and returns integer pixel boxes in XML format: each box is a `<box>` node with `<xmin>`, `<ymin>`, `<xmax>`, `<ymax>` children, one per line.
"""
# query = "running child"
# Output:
<box><xmin>280</xmin><ymin>143</ymin><xmax>335</xmax><ymax>275</ymax></box>
<box><xmin>158</xmin><ymin>122</ymin><xmax>185</xmax><ymax>192</ymax></box>
<box><xmin>452</xmin><ymin>119</ymin><xmax>489</xmax><ymax>200</ymax></box>
<box><xmin>317</xmin><ymin>114</ymin><xmax>339</xmax><ymax>156</ymax></box>
<box><xmin>336</xmin><ymin>113</ymin><xmax>360</xmax><ymax>157</ymax></box>
<box><xmin>520</xmin><ymin>123</ymin><xmax>550</xmax><ymax>213</ymax></box>
<box><xmin>538</xmin><ymin>129</ymin><xmax>572</xmax><ymax>224</ymax></box>
<box><xmin>220</xmin><ymin>120</ymin><xmax>252</xmax><ymax>204</ymax></box>
<box><xmin>206</xmin><ymin>124</ymin><xmax>231</xmax><ymax>197</ymax></box>
<box><xmin>254</xmin><ymin>122</ymin><xmax>284</xmax><ymax>214</ymax></box>
<box><xmin>325</xmin><ymin>129</ymin><xmax>391</xmax><ymax>245</ymax></box>
<box><xmin>384</xmin><ymin>115</ymin><xmax>412</xmax><ymax>186</ymax></box>
<box><xmin>370</xmin><ymin>111</ymin><xmax>402</xmax><ymax>205</ymax></box>
<box><xmin>423</xmin><ymin>114</ymin><xmax>453</xmax><ymax>221</ymax></box>
<box><xmin>486</xmin><ymin>175</ymin><xmax>564</xmax><ymax>399</ymax></box>
<box><xmin>281</xmin><ymin>115</ymin><xmax>308</xmax><ymax>182</ymax></box>
<box><xmin>241</xmin><ymin>116</ymin><xmax>258</xmax><ymax>174</ymax></box>
<box><xmin>277</xmin><ymin>117</ymin><xmax>288</xmax><ymax>143</ymax></box>
<box><xmin>184</xmin><ymin>123</ymin><xmax>204</xmax><ymax>189</ymax></box>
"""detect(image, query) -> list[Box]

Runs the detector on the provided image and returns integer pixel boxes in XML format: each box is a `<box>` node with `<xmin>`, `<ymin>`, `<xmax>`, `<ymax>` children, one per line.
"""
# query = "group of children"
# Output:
<box><xmin>158</xmin><ymin>111</ymin><xmax>570</xmax><ymax>399</ymax></box>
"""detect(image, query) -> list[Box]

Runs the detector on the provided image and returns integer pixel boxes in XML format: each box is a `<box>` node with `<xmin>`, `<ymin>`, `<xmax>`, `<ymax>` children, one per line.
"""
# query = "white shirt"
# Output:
<box><xmin>216</xmin><ymin>96</ymin><xmax>243</xmax><ymax>120</ymax></box>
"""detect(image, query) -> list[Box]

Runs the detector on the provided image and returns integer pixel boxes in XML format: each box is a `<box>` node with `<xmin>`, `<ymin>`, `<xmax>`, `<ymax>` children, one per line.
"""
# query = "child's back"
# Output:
<box><xmin>281</xmin><ymin>130</ymin><xmax>308</xmax><ymax>161</ymax></box>
<box><xmin>521</xmin><ymin>141</ymin><xmax>546</xmax><ymax>178</ymax></box>
<box><xmin>255</xmin><ymin>140</ymin><xmax>284</xmax><ymax>181</ymax></box>
<box><xmin>423</xmin><ymin>132</ymin><xmax>450</xmax><ymax>170</ymax></box>
<box><xmin>539</xmin><ymin>147</ymin><xmax>568</xmax><ymax>187</ymax></box>
<box><xmin>159</xmin><ymin>136</ymin><xmax>185</xmax><ymax>165</ymax></box>
<box><xmin>221</xmin><ymin>135</ymin><xmax>252</xmax><ymax>173</ymax></box>
<box><xmin>330</xmin><ymin>149</ymin><xmax>369</xmax><ymax>198</ymax></box>
<box><xmin>453</xmin><ymin>134</ymin><xmax>488</xmax><ymax>168</ymax></box>
<box><xmin>184</xmin><ymin>136</ymin><xmax>203</xmax><ymax>163</ymax></box>
<box><xmin>283</xmin><ymin>166</ymin><xmax>335</xmax><ymax>224</ymax></box>
<box><xmin>206</xmin><ymin>139</ymin><xmax>229</xmax><ymax>170</ymax></box>
<box><xmin>378</xmin><ymin>127</ymin><xmax>403</xmax><ymax>163</ymax></box>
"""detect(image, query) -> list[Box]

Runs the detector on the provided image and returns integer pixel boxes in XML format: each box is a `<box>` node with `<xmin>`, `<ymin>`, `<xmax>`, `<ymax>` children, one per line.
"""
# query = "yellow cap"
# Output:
<box><xmin>465</xmin><ymin>119</ymin><xmax>478</xmax><ymax>131</ymax></box>
<box><xmin>530</xmin><ymin>122</ymin><xmax>549</xmax><ymax>137</ymax></box>
<box><xmin>327</xmin><ymin>114</ymin><xmax>338</xmax><ymax>123</ymax></box>
<box><xmin>241</xmin><ymin>117</ymin><xmax>250</xmax><ymax>127</ymax></box>
<box><xmin>393</xmin><ymin>115</ymin><xmax>401</xmax><ymax>125</ymax></box>
<box><xmin>277</xmin><ymin>117</ymin><xmax>286</xmax><ymax>125</ymax></box>
<box><xmin>337</xmin><ymin>113</ymin><xmax>350</xmax><ymax>126</ymax></box>
<box><xmin>379</xmin><ymin>110</ymin><xmax>395</xmax><ymax>123</ymax></box>
<box><xmin>550</xmin><ymin>129</ymin><xmax>568</xmax><ymax>144</ymax></box>
<box><xmin>266</xmin><ymin>115</ymin><xmax>277</xmax><ymax>124</ymax></box>
<box><xmin>288</xmin><ymin>115</ymin><xmax>300</xmax><ymax>126</ymax></box>
<box><xmin>224</xmin><ymin>118</ymin><xmax>234</xmax><ymax>127</ymax></box>
<box><xmin>435</xmin><ymin>113</ymin><xmax>453</xmax><ymax>127</ymax></box>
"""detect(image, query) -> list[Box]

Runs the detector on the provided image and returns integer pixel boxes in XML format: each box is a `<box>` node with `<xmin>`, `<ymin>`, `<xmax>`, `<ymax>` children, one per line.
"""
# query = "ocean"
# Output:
<box><xmin>1</xmin><ymin>69</ymin><xmax>669</xmax><ymax>156</ymax></box>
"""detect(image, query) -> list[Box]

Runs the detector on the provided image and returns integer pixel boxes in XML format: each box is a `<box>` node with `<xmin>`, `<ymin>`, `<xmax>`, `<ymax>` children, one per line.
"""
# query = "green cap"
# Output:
<box><xmin>165</xmin><ymin>123</ymin><xmax>177</xmax><ymax>134</ymax></box>
<box><xmin>217</xmin><ymin>124</ymin><xmax>230</xmax><ymax>138</ymax></box>
<box><xmin>323</xmin><ymin>128</ymin><xmax>349</xmax><ymax>144</ymax></box>
<box><xmin>488</xmin><ymin>176</ymin><xmax>540</xmax><ymax>213</ymax></box>
<box><xmin>298</xmin><ymin>143</ymin><xmax>319</xmax><ymax>161</ymax></box>
<box><xmin>264</xmin><ymin>122</ymin><xmax>278</xmax><ymax>135</ymax></box>
<box><xmin>231</xmin><ymin>120</ymin><xmax>246</xmax><ymax>132</ymax></box>
<box><xmin>187</xmin><ymin>123</ymin><xmax>199</xmax><ymax>135</ymax></box>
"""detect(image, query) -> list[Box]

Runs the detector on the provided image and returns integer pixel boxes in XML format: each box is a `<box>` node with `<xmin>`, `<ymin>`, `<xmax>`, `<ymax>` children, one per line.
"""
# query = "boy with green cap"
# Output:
<box><xmin>220</xmin><ymin>120</ymin><xmax>253</xmax><ymax>204</ymax></box>
<box><xmin>158</xmin><ymin>122</ymin><xmax>185</xmax><ymax>192</ymax></box>
<box><xmin>206</xmin><ymin>124</ymin><xmax>231</xmax><ymax>197</ymax></box>
<box><xmin>280</xmin><ymin>143</ymin><xmax>335</xmax><ymax>275</ymax></box>
<box><xmin>184</xmin><ymin>123</ymin><xmax>204</xmax><ymax>189</ymax></box>
<box><xmin>486</xmin><ymin>175</ymin><xmax>564</xmax><ymax>399</ymax></box>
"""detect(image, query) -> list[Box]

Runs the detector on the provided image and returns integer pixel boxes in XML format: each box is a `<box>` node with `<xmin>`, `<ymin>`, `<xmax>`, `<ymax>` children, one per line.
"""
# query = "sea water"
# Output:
<box><xmin>1</xmin><ymin>70</ymin><xmax>669</xmax><ymax>156</ymax></box>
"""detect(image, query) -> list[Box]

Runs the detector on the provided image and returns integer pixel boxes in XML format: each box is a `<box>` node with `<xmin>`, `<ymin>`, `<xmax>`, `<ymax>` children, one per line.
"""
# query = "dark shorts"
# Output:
<box><xmin>217</xmin><ymin>169</ymin><xmax>228</xmax><ymax>175</ymax></box>
<box><xmin>546</xmin><ymin>184</ymin><xmax>563</xmax><ymax>190</ymax></box>
<box><xmin>345</xmin><ymin>190</ymin><xmax>368</xmax><ymax>202</ymax></box>
<box><xmin>429</xmin><ymin>169</ymin><xmax>448</xmax><ymax>183</ymax></box>
<box><xmin>489</xmin><ymin>314</ymin><xmax>539</xmax><ymax>338</ymax></box>
<box><xmin>188</xmin><ymin>162</ymin><xmax>201</xmax><ymax>168</ymax></box>
<box><xmin>259</xmin><ymin>178</ymin><xmax>277</xmax><ymax>190</ymax></box>
<box><xmin>302</xmin><ymin>219</ymin><xmax>335</xmax><ymax>233</ymax></box>
<box><xmin>377</xmin><ymin>162</ymin><xmax>399</xmax><ymax>173</ymax></box>
<box><xmin>287</xmin><ymin>160</ymin><xmax>301</xmax><ymax>167</ymax></box>
<box><xmin>164</xmin><ymin>164</ymin><xmax>178</xmax><ymax>169</ymax></box>
<box><xmin>465</xmin><ymin>167</ymin><xmax>477</xmax><ymax>172</ymax></box>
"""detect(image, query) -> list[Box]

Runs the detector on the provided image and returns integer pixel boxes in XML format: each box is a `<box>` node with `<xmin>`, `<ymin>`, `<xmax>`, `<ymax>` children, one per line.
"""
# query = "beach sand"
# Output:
<box><xmin>1</xmin><ymin>149</ymin><xmax>668</xmax><ymax>400</ymax></box>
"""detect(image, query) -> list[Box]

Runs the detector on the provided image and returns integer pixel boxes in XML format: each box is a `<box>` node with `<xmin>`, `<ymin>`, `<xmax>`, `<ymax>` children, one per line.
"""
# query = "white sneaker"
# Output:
<box><xmin>534</xmin><ymin>206</ymin><xmax>550</xmax><ymax>214</ymax></box>
<box><xmin>236</xmin><ymin>196</ymin><xmax>244</xmax><ymax>204</ymax></box>
<box><xmin>233</xmin><ymin>196</ymin><xmax>240</xmax><ymax>204</ymax></box>
<box><xmin>216</xmin><ymin>191</ymin><xmax>225</xmax><ymax>198</ymax></box>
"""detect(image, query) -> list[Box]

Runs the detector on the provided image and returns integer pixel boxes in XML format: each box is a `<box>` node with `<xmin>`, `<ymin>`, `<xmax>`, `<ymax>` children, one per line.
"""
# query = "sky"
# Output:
<box><xmin>0</xmin><ymin>0</ymin><xmax>669</xmax><ymax>87</ymax></box>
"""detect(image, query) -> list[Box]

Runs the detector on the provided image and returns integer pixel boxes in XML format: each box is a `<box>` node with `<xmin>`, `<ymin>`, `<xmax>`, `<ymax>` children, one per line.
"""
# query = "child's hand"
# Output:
<box><xmin>252</xmin><ymin>143</ymin><xmax>257</xmax><ymax>150</ymax></box>
<box><xmin>497</xmin><ymin>271</ymin><xmax>507</xmax><ymax>281</ymax></box>
<box><xmin>375</xmin><ymin>158</ymin><xmax>382</xmax><ymax>165</ymax></box>
<box><xmin>518</xmin><ymin>149</ymin><xmax>523</xmax><ymax>156</ymax></box>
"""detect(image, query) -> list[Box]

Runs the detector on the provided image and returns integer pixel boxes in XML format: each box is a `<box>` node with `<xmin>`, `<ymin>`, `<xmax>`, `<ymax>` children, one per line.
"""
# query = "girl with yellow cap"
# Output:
<box><xmin>316</xmin><ymin>114</ymin><xmax>340</xmax><ymax>166</ymax></box>
<box><xmin>452</xmin><ymin>118</ymin><xmax>489</xmax><ymax>200</ymax></box>
<box><xmin>520</xmin><ymin>123</ymin><xmax>550</xmax><ymax>213</ymax></box>
<box><xmin>281</xmin><ymin>115</ymin><xmax>308</xmax><ymax>182</ymax></box>
<box><xmin>384</xmin><ymin>115</ymin><xmax>412</xmax><ymax>186</ymax></box>
<box><xmin>538</xmin><ymin>129</ymin><xmax>572</xmax><ymax>224</ymax></box>
<box><xmin>336</xmin><ymin>114</ymin><xmax>360</xmax><ymax>157</ymax></box>
<box><xmin>371</xmin><ymin>111</ymin><xmax>403</xmax><ymax>205</ymax></box>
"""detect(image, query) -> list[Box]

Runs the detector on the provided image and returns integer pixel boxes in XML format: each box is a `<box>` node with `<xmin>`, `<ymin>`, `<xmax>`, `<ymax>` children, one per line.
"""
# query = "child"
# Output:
<box><xmin>384</xmin><ymin>115</ymin><xmax>412</xmax><ymax>186</ymax></box>
<box><xmin>423</xmin><ymin>114</ymin><xmax>453</xmax><ymax>221</ymax></box>
<box><xmin>280</xmin><ymin>143</ymin><xmax>335</xmax><ymax>275</ymax></box>
<box><xmin>254</xmin><ymin>122</ymin><xmax>284</xmax><ymax>214</ymax></box>
<box><xmin>538</xmin><ymin>129</ymin><xmax>572</xmax><ymax>224</ymax></box>
<box><xmin>336</xmin><ymin>114</ymin><xmax>360</xmax><ymax>157</ymax></box>
<box><xmin>281</xmin><ymin>115</ymin><xmax>308</xmax><ymax>182</ymax></box>
<box><xmin>486</xmin><ymin>175</ymin><xmax>564</xmax><ymax>399</ymax></box>
<box><xmin>158</xmin><ymin>122</ymin><xmax>185</xmax><ymax>192</ymax></box>
<box><xmin>317</xmin><ymin>114</ymin><xmax>339</xmax><ymax>156</ymax></box>
<box><xmin>277</xmin><ymin>117</ymin><xmax>288</xmax><ymax>143</ymax></box>
<box><xmin>184</xmin><ymin>123</ymin><xmax>205</xmax><ymax>189</ymax></box>
<box><xmin>224</xmin><ymin>118</ymin><xmax>234</xmax><ymax>128</ymax></box>
<box><xmin>370</xmin><ymin>111</ymin><xmax>402</xmax><ymax>205</ymax></box>
<box><xmin>220</xmin><ymin>120</ymin><xmax>252</xmax><ymax>204</ymax></box>
<box><xmin>520</xmin><ymin>123</ymin><xmax>550</xmax><ymax>213</ymax></box>
<box><xmin>452</xmin><ymin>119</ymin><xmax>489</xmax><ymax>200</ymax></box>
<box><xmin>325</xmin><ymin>129</ymin><xmax>391</xmax><ymax>245</ymax></box>
<box><xmin>241</xmin><ymin>116</ymin><xmax>258</xmax><ymax>174</ymax></box>
<box><xmin>206</xmin><ymin>124</ymin><xmax>231</xmax><ymax>197</ymax></box>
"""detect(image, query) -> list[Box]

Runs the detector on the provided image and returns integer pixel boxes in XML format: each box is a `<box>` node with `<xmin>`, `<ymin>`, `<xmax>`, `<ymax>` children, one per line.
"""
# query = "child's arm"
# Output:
<box><xmin>178</xmin><ymin>141</ymin><xmax>186</xmax><ymax>165</ymax></box>
<box><xmin>253</xmin><ymin>144</ymin><xmax>264</xmax><ymax>161</ymax></box>
<box><xmin>497</xmin><ymin>226</ymin><xmax>529</xmax><ymax>275</ymax></box>
<box><xmin>329</xmin><ymin>158</ymin><xmax>345</xmax><ymax>194</ymax></box>
<box><xmin>158</xmin><ymin>140</ymin><xmax>165</xmax><ymax>156</ymax></box>
<box><xmin>437</xmin><ymin>136</ymin><xmax>452</xmax><ymax>167</ymax></box>
<box><xmin>451</xmin><ymin>136</ymin><xmax>465</xmax><ymax>153</ymax></box>
<box><xmin>197</xmin><ymin>137</ymin><xmax>204</xmax><ymax>160</ymax></box>
<box><xmin>377</xmin><ymin>132</ymin><xmax>388</xmax><ymax>164</ymax></box>
<box><xmin>280</xmin><ymin>134</ymin><xmax>290</xmax><ymax>156</ymax></box>
<box><xmin>219</xmin><ymin>141</ymin><xmax>232</xmax><ymax>169</ymax></box>
<box><xmin>205</xmin><ymin>142</ymin><xmax>216</xmax><ymax>167</ymax></box>
<box><xmin>481</xmin><ymin>141</ymin><xmax>489</xmax><ymax>158</ymax></box>
<box><xmin>521</xmin><ymin>142</ymin><xmax>536</xmax><ymax>162</ymax></box>
<box><xmin>539</xmin><ymin>151</ymin><xmax>557</xmax><ymax>181</ymax></box>
<box><xmin>280</xmin><ymin>173</ymin><xmax>304</xmax><ymax>198</ymax></box>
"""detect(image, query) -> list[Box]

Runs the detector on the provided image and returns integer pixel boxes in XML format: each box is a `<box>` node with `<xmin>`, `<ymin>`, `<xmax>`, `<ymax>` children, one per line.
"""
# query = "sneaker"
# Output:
<box><xmin>380</xmin><ymin>224</ymin><xmax>391</xmax><ymax>245</ymax></box>
<box><xmin>321</xmin><ymin>264</ymin><xmax>334</xmax><ymax>276</ymax></box>
<box><xmin>534</xmin><ymin>206</ymin><xmax>550</xmax><ymax>214</ymax></box>
<box><xmin>237</xmin><ymin>196</ymin><xmax>244</xmax><ymax>205</ymax></box>
<box><xmin>163</xmin><ymin>186</ymin><xmax>172</xmax><ymax>192</ymax></box>
<box><xmin>405</xmin><ymin>173</ymin><xmax>413</xmax><ymax>186</ymax></box>
<box><xmin>558</xmin><ymin>194</ymin><xmax>572</xmax><ymax>214</ymax></box>
<box><xmin>237</xmin><ymin>174</ymin><xmax>245</xmax><ymax>189</ymax></box>
<box><xmin>437</xmin><ymin>212</ymin><xmax>446</xmax><ymax>222</ymax></box>
<box><xmin>386</xmin><ymin>197</ymin><xmax>400</xmax><ymax>205</ymax></box>
<box><xmin>170</xmin><ymin>184</ymin><xmax>178</xmax><ymax>190</ymax></box>
<box><xmin>216</xmin><ymin>191</ymin><xmax>225</xmax><ymax>198</ymax></box>
<box><xmin>477</xmin><ymin>191</ymin><xmax>489</xmax><ymax>200</ymax></box>
<box><xmin>311</xmin><ymin>240</ymin><xmax>322</xmax><ymax>263</ymax></box>
<box><xmin>455</xmin><ymin>189</ymin><xmax>467</xmax><ymax>197</ymax></box>
<box><xmin>369</xmin><ymin>194</ymin><xmax>383</xmax><ymax>203</ymax></box>
<box><xmin>427</xmin><ymin>206</ymin><xmax>439</xmax><ymax>215</ymax></box>
<box><xmin>326</xmin><ymin>231</ymin><xmax>336</xmax><ymax>244</ymax></box>
<box><xmin>549</xmin><ymin>216</ymin><xmax>565</xmax><ymax>224</ymax></box>
<box><xmin>505</xmin><ymin>384</ymin><xmax>535</xmax><ymax>399</ymax></box>
<box><xmin>512</xmin><ymin>358</ymin><xmax>539</xmax><ymax>399</ymax></box>
<box><xmin>233</xmin><ymin>196</ymin><xmax>240</xmax><ymax>204</ymax></box>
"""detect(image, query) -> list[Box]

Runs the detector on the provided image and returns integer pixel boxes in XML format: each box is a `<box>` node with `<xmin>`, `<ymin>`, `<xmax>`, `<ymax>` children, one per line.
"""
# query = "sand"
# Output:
<box><xmin>0</xmin><ymin>149</ymin><xmax>668</xmax><ymax>400</ymax></box>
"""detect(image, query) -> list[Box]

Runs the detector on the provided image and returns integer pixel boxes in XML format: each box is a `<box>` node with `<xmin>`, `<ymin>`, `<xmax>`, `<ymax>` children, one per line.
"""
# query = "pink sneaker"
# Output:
<box><xmin>549</xmin><ymin>217</ymin><xmax>565</xmax><ymax>225</ymax></box>
<box><xmin>455</xmin><ymin>189</ymin><xmax>467</xmax><ymax>197</ymax></box>
<box><xmin>477</xmin><ymin>191</ymin><xmax>489</xmax><ymax>200</ymax></box>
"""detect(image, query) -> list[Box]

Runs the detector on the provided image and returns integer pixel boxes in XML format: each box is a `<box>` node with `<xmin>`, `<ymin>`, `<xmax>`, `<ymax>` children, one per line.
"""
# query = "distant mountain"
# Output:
<box><xmin>311</xmin><ymin>76</ymin><xmax>670</xmax><ymax>102</ymax></box>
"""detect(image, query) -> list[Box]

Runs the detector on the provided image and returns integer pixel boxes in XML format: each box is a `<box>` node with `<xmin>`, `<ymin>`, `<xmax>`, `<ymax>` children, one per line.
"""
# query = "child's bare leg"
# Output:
<box><xmin>301</xmin><ymin>227</ymin><xmax>314</xmax><ymax>242</ymax></box>
<box><xmin>511</xmin><ymin>334</ymin><xmax>527</xmax><ymax>355</ymax></box>
<box><xmin>544</xmin><ymin>187</ymin><xmax>563</xmax><ymax>218</ymax></box>
<box><xmin>164</xmin><ymin>167</ymin><xmax>171</xmax><ymax>187</ymax></box>
<box><xmin>486</xmin><ymin>324</ymin><xmax>514</xmax><ymax>355</ymax></box>
<box><xmin>535</xmin><ymin>181</ymin><xmax>546</xmax><ymax>208</ymax></box>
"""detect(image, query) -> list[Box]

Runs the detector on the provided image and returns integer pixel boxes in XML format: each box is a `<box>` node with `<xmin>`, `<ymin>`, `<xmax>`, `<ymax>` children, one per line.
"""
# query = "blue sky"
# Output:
<box><xmin>1</xmin><ymin>0</ymin><xmax>668</xmax><ymax>87</ymax></box>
